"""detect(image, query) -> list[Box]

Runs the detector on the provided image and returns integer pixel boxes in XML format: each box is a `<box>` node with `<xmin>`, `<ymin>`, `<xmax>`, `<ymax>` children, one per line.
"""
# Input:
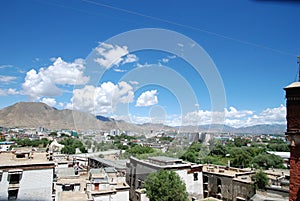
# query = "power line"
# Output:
<box><xmin>81</xmin><ymin>0</ymin><xmax>296</xmax><ymax>57</ymax></box>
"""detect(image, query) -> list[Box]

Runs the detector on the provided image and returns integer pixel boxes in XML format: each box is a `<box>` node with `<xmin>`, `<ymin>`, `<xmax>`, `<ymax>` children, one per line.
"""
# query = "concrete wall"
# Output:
<box><xmin>232</xmin><ymin>180</ymin><xmax>255</xmax><ymax>201</ymax></box>
<box><xmin>128</xmin><ymin>158</ymin><xmax>203</xmax><ymax>201</ymax></box>
<box><xmin>93</xmin><ymin>190</ymin><xmax>129</xmax><ymax>201</ymax></box>
<box><xmin>204</xmin><ymin>173</ymin><xmax>254</xmax><ymax>201</ymax></box>
<box><xmin>175</xmin><ymin>169</ymin><xmax>203</xmax><ymax>199</ymax></box>
<box><xmin>0</xmin><ymin>168</ymin><xmax>53</xmax><ymax>201</ymax></box>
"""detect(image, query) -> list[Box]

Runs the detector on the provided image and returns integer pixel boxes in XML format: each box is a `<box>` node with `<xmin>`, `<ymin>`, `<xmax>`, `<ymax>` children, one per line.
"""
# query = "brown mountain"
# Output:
<box><xmin>0</xmin><ymin>102</ymin><xmax>104</xmax><ymax>130</ymax></box>
<box><xmin>0</xmin><ymin>102</ymin><xmax>174</xmax><ymax>133</ymax></box>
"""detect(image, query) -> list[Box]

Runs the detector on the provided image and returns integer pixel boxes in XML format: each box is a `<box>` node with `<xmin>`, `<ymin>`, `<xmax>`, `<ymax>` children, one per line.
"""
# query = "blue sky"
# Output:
<box><xmin>0</xmin><ymin>0</ymin><xmax>300</xmax><ymax>127</ymax></box>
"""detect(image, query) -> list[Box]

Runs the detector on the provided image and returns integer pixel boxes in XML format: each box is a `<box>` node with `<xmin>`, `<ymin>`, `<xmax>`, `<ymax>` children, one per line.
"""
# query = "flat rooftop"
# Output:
<box><xmin>203</xmin><ymin>164</ymin><xmax>254</xmax><ymax>179</ymax></box>
<box><xmin>0</xmin><ymin>151</ymin><xmax>54</xmax><ymax>168</ymax></box>
<box><xmin>89</xmin><ymin>157</ymin><xmax>127</xmax><ymax>170</ymax></box>
<box><xmin>148</xmin><ymin>156</ymin><xmax>183</xmax><ymax>164</ymax></box>
<box><xmin>58</xmin><ymin>191</ymin><xmax>88</xmax><ymax>201</ymax></box>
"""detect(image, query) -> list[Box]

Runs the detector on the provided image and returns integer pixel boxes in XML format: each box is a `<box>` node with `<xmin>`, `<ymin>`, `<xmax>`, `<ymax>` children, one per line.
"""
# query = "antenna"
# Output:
<box><xmin>298</xmin><ymin>56</ymin><xmax>300</xmax><ymax>82</ymax></box>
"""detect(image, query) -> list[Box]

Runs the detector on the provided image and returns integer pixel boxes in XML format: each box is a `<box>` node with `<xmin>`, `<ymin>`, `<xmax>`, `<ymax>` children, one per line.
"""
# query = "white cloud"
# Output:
<box><xmin>0</xmin><ymin>75</ymin><xmax>17</xmax><ymax>83</ymax></box>
<box><xmin>7</xmin><ymin>88</ymin><xmax>20</xmax><ymax>95</ymax></box>
<box><xmin>41</xmin><ymin>97</ymin><xmax>56</xmax><ymax>107</ymax></box>
<box><xmin>177</xmin><ymin>43</ymin><xmax>184</xmax><ymax>47</ymax></box>
<box><xmin>180</xmin><ymin>105</ymin><xmax>286</xmax><ymax>128</ymax></box>
<box><xmin>94</xmin><ymin>43</ymin><xmax>138</xmax><ymax>69</ymax></box>
<box><xmin>0</xmin><ymin>64</ymin><xmax>13</xmax><ymax>69</ymax></box>
<box><xmin>122</xmin><ymin>54</ymin><xmax>138</xmax><ymax>64</ymax></box>
<box><xmin>136</xmin><ymin>62</ymin><xmax>152</xmax><ymax>68</ymax></box>
<box><xmin>113</xmin><ymin>68</ymin><xmax>127</xmax><ymax>73</ymax></box>
<box><xmin>0</xmin><ymin>88</ymin><xmax>20</xmax><ymax>96</ymax></box>
<box><xmin>22</xmin><ymin>57</ymin><xmax>89</xmax><ymax>100</ymax></box>
<box><xmin>162</xmin><ymin>58</ymin><xmax>169</xmax><ymax>63</ymax></box>
<box><xmin>129</xmin><ymin>81</ymin><xmax>139</xmax><ymax>85</ymax></box>
<box><xmin>136</xmin><ymin>90</ymin><xmax>158</xmax><ymax>107</ymax></box>
<box><xmin>70</xmin><ymin>81</ymin><xmax>134</xmax><ymax>115</ymax></box>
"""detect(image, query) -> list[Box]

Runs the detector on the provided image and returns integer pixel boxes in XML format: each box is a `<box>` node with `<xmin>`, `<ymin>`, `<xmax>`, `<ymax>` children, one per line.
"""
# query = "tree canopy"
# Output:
<box><xmin>252</xmin><ymin>170</ymin><xmax>269</xmax><ymax>190</ymax></box>
<box><xmin>144</xmin><ymin>169</ymin><xmax>189</xmax><ymax>201</ymax></box>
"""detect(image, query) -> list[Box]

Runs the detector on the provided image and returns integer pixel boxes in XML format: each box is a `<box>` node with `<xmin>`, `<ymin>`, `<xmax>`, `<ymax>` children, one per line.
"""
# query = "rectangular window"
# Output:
<box><xmin>94</xmin><ymin>183</ymin><xmax>99</xmax><ymax>191</ymax></box>
<box><xmin>193</xmin><ymin>173</ymin><xmax>198</xmax><ymax>181</ymax></box>
<box><xmin>8</xmin><ymin>170</ymin><xmax>23</xmax><ymax>185</ymax></box>
<box><xmin>62</xmin><ymin>184</ymin><xmax>74</xmax><ymax>191</ymax></box>
<box><xmin>10</xmin><ymin>174</ymin><xmax>20</xmax><ymax>184</ymax></box>
<box><xmin>8</xmin><ymin>189</ymin><xmax>18</xmax><ymax>200</ymax></box>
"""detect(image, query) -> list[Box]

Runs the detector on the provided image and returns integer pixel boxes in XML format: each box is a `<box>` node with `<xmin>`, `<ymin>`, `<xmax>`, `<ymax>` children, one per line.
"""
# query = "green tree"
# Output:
<box><xmin>252</xmin><ymin>153</ymin><xmax>285</xmax><ymax>169</ymax></box>
<box><xmin>211</xmin><ymin>142</ymin><xmax>227</xmax><ymax>157</ymax></box>
<box><xmin>230</xmin><ymin>147</ymin><xmax>252</xmax><ymax>168</ymax></box>
<box><xmin>144</xmin><ymin>170</ymin><xmax>189</xmax><ymax>201</ymax></box>
<box><xmin>60</xmin><ymin>137</ymin><xmax>87</xmax><ymax>154</ymax></box>
<box><xmin>252</xmin><ymin>170</ymin><xmax>269</xmax><ymax>190</ymax></box>
<box><xmin>126</xmin><ymin>145</ymin><xmax>155</xmax><ymax>156</ymax></box>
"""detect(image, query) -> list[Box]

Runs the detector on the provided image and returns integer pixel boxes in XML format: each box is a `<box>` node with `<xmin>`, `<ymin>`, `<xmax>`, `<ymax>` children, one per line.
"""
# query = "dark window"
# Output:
<box><xmin>9</xmin><ymin>174</ymin><xmax>21</xmax><ymax>184</ymax></box>
<box><xmin>203</xmin><ymin>175</ymin><xmax>208</xmax><ymax>183</ymax></box>
<box><xmin>62</xmin><ymin>184</ymin><xmax>74</xmax><ymax>191</ymax></box>
<box><xmin>193</xmin><ymin>173</ymin><xmax>198</xmax><ymax>181</ymax></box>
<box><xmin>8</xmin><ymin>189</ymin><xmax>18</xmax><ymax>200</ymax></box>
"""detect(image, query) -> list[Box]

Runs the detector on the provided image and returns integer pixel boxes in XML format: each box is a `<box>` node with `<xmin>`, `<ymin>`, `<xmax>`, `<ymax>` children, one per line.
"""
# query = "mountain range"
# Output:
<box><xmin>0</xmin><ymin>102</ymin><xmax>286</xmax><ymax>134</ymax></box>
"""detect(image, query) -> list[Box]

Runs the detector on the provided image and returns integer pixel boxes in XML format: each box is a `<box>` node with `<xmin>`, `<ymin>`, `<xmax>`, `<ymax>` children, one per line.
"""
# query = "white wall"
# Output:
<box><xmin>175</xmin><ymin>169</ymin><xmax>203</xmax><ymax>199</ymax></box>
<box><xmin>0</xmin><ymin>168</ymin><xmax>53</xmax><ymax>201</ymax></box>
<box><xmin>93</xmin><ymin>190</ymin><xmax>129</xmax><ymax>201</ymax></box>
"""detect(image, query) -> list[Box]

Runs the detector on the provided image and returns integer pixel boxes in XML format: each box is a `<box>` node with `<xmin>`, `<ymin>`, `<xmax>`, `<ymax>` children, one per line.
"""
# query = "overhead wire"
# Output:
<box><xmin>81</xmin><ymin>0</ymin><xmax>297</xmax><ymax>57</ymax></box>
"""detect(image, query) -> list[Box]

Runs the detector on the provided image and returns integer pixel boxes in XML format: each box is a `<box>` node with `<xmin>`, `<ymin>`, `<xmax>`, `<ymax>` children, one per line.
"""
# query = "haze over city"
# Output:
<box><xmin>1</xmin><ymin>0</ymin><xmax>300</xmax><ymax>128</ymax></box>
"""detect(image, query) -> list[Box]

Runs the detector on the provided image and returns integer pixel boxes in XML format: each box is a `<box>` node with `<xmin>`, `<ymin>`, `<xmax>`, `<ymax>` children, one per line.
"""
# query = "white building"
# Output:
<box><xmin>127</xmin><ymin>156</ymin><xmax>203</xmax><ymax>201</ymax></box>
<box><xmin>87</xmin><ymin>167</ymin><xmax>130</xmax><ymax>201</ymax></box>
<box><xmin>0</xmin><ymin>141</ymin><xmax>15</xmax><ymax>152</ymax></box>
<box><xmin>0</xmin><ymin>150</ymin><xmax>55</xmax><ymax>201</ymax></box>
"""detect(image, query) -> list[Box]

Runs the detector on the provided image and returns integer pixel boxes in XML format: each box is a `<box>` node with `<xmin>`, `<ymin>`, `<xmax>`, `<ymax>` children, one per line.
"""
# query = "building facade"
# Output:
<box><xmin>0</xmin><ymin>150</ymin><xmax>55</xmax><ymax>201</ymax></box>
<box><xmin>127</xmin><ymin>156</ymin><xmax>203</xmax><ymax>201</ymax></box>
<box><xmin>202</xmin><ymin>164</ymin><xmax>255</xmax><ymax>201</ymax></box>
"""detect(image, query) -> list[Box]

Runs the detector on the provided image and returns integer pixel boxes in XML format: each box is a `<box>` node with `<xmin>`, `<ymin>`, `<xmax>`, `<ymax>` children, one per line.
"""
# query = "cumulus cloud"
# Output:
<box><xmin>94</xmin><ymin>43</ymin><xmax>138</xmax><ymax>69</ymax></box>
<box><xmin>70</xmin><ymin>81</ymin><xmax>134</xmax><ymax>115</ymax></box>
<box><xmin>0</xmin><ymin>75</ymin><xmax>17</xmax><ymax>83</ymax></box>
<box><xmin>136</xmin><ymin>90</ymin><xmax>158</xmax><ymax>107</ymax></box>
<box><xmin>122</xmin><ymin>54</ymin><xmax>138</xmax><ymax>64</ymax></box>
<box><xmin>22</xmin><ymin>57</ymin><xmax>89</xmax><ymax>100</ymax></box>
<box><xmin>0</xmin><ymin>88</ymin><xmax>20</xmax><ymax>96</ymax></box>
<box><xmin>41</xmin><ymin>97</ymin><xmax>57</xmax><ymax>107</ymax></box>
<box><xmin>179</xmin><ymin>105</ymin><xmax>286</xmax><ymax>128</ymax></box>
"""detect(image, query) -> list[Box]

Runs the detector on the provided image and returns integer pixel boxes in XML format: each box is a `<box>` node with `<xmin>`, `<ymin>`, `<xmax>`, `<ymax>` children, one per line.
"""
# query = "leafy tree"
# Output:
<box><xmin>49</xmin><ymin>132</ymin><xmax>57</xmax><ymax>137</ymax></box>
<box><xmin>252</xmin><ymin>153</ymin><xmax>285</xmax><ymax>169</ymax></box>
<box><xmin>0</xmin><ymin>136</ymin><xmax>6</xmax><ymax>141</ymax></box>
<box><xmin>85</xmin><ymin>140</ymin><xmax>92</xmax><ymax>149</ymax></box>
<box><xmin>126</xmin><ymin>145</ymin><xmax>155</xmax><ymax>156</ymax></box>
<box><xmin>268</xmin><ymin>143</ymin><xmax>289</xmax><ymax>152</ymax></box>
<box><xmin>60</xmin><ymin>137</ymin><xmax>87</xmax><ymax>154</ymax></box>
<box><xmin>230</xmin><ymin>147</ymin><xmax>252</xmax><ymax>168</ymax></box>
<box><xmin>211</xmin><ymin>142</ymin><xmax>227</xmax><ymax>157</ymax></box>
<box><xmin>181</xmin><ymin>151</ymin><xmax>198</xmax><ymax>163</ymax></box>
<box><xmin>252</xmin><ymin>170</ymin><xmax>269</xmax><ymax>190</ymax></box>
<box><xmin>180</xmin><ymin>142</ymin><xmax>204</xmax><ymax>163</ymax></box>
<box><xmin>144</xmin><ymin>170</ymin><xmax>189</xmax><ymax>201</ymax></box>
